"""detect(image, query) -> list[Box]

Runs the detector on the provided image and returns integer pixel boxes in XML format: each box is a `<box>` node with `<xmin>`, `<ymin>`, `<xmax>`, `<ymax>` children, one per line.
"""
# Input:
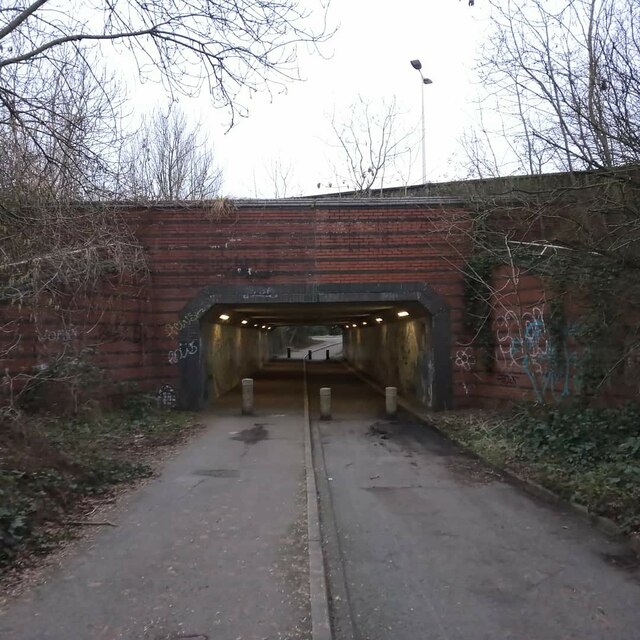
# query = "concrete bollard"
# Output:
<box><xmin>241</xmin><ymin>378</ymin><xmax>254</xmax><ymax>415</ymax></box>
<box><xmin>287</xmin><ymin>347</ymin><xmax>291</xmax><ymax>359</ymax></box>
<box><xmin>308</xmin><ymin>350</ymin><xmax>312</xmax><ymax>360</ymax></box>
<box><xmin>385</xmin><ymin>386</ymin><xmax>398</xmax><ymax>418</ymax></box>
<box><xmin>320</xmin><ymin>387</ymin><xmax>332</xmax><ymax>420</ymax></box>
<box><xmin>326</xmin><ymin>349</ymin><xmax>330</xmax><ymax>361</ymax></box>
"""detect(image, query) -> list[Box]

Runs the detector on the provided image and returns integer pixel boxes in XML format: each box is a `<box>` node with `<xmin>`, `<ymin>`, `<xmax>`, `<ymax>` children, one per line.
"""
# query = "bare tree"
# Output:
<box><xmin>265</xmin><ymin>157</ymin><xmax>299</xmax><ymax>198</ymax></box>
<box><xmin>0</xmin><ymin>51</ymin><xmax>123</xmax><ymax>198</ymax></box>
<box><xmin>0</xmin><ymin>52</ymin><xmax>145</xmax><ymax>409</ymax></box>
<box><xmin>462</xmin><ymin>0</ymin><xmax>640</xmax><ymax>176</ymax></box>
<box><xmin>433</xmin><ymin>0</ymin><xmax>640</xmax><ymax>400</ymax></box>
<box><xmin>328</xmin><ymin>96</ymin><xmax>415</xmax><ymax>195</ymax></box>
<box><xmin>0</xmin><ymin>1</ymin><xmax>332</xmax><ymax>134</ymax></box>
<box><xmin>119</xmin><ymin>106</ymin><xmax>222</xmax><ymax>201</ymax></box>
<box><xmin>0</xmin><ymin>51</ymin><xmax>141</xmax><ymax>302</ymax></box>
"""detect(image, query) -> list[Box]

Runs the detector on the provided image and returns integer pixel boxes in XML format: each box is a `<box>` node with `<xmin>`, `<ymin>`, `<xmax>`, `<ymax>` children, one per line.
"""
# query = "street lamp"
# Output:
<box><xmin>410</xmin><ymin>59</ymin><xmax>433</xmax><ymax>185</ymax></box>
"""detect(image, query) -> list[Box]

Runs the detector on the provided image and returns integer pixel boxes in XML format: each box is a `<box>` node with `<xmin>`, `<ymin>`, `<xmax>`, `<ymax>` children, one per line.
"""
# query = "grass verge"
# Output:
<box><xmin>0</xmin><ymin>395</ymin><xmax>199</xmax><ymax>571</ymax></box>
<box><xmin>434</xmin><ymin>404</ymin><xmax>640</xmax><ymax>537</ymax></box>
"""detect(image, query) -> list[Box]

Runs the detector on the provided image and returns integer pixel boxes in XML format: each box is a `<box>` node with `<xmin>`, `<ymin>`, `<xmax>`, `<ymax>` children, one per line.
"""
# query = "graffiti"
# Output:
<box><xmin>496</xmin><ymin>307</ymin><xmax>548</xmax><ymax>371</ymax></box>
<box><xmin>168</xmin><ymin>339</ymin><xmax>199</xmax><ymax>364</ymax></box>
<box><xmin>165</xmin><ymin>308</ymin><xmax>207</xmax><ymax>338</ymax></box>
<box><xmin>454</xmin><ymin>347</ymin><xmax>476</xmax><ymax>371</ymax></box>
<box><xmin>455</xmin><ymin>380</ymin><xmax>476</xmax><ymax>396</ymax></box>
<box><xmin>156</xmin><ymin>384</ymin><xmax>177</xmax><ymax>408</ymax></box>
<box><xmin>242</xmin><ymin>286</ymin><xmax>276</xmax><ymax>299</ymax></box>
<box><xmin>495</xmin><ymin>304</ymin><xmax>581</xmax><ymax>402</ymax></box>
<box><xmin>496</xmin><ymin>373</ymin><xmax>517</xmax><ymax>386</ymax></box>
<box><xmin>38</xmin><ymin>327</ymin><xmax>78</xmax><ymax>342</ymax></box>
<box><xmin>453</xmin><ymin>347</ymin><xmax>476</xmax><ymax>398</ymax></box>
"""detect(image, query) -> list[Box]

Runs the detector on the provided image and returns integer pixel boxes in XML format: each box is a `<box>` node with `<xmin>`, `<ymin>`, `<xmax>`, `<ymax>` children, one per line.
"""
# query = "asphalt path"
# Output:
<box><xmin>306</xmin><ymin>363</ymin><xmax>640</xmax><ymax>640</ymax></box>
<box><xmin>2</xmin><ymin>361</ymin><xmax>639</xmax><ymax>640</ymax></box>
<box><xmin>0</xmin><ymin>364</ymin><xmax>311</xmax><ymax>640</ymax></box>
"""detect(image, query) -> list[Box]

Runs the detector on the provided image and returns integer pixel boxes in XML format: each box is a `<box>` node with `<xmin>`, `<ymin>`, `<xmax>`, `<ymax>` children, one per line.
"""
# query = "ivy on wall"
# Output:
<box><xmin>462</xmin><ymin>253</ymin><xmax>499</xmax><ymax>370</ymax></box>
<box><xmin>461</xmin><ymin>225</ymin><xmax>638</xmax><ymax>404</ymax></box>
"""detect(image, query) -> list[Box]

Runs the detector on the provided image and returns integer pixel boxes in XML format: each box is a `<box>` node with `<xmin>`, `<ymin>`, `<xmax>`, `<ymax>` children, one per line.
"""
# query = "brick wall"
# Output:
<box><xmin>4</xmin><ymin>196</ymin><xmax>635</xmax><ymax>409</ymax></box>
<box><xmin>136</xmin><ymin>200</ymin><xmax>470</xmax><ymax>405</ymax></box>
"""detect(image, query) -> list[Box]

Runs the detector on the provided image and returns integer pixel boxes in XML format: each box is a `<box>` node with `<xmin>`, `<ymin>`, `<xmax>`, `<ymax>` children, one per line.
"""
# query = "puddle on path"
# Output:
<box><xmin>231</xmin><ymin>423</ymin><xmax>270</xmax><ymax>445</ymax></box>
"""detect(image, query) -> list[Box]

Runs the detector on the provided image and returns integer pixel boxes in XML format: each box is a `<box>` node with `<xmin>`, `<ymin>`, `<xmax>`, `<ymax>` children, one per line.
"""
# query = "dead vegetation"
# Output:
<box><xmin>0</xmin><ymin>396</ymin><xmax>201</xmax><ymax>576</ymax></box>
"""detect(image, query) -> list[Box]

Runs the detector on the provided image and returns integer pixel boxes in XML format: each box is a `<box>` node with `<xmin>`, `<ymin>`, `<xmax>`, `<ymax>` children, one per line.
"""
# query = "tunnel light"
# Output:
<box><xmin>345</xmin><ymin>324</ymin><xmax>350</xmax><ymax>329</ymax></box>
<box><xmin>352</xmin><ymin>324</ymin><xmax>357</xmax><ymax>328</ymax></box>
<box><xmin>261</xmin><ymin>325</ymin><xmax>266</xmax><ymax>329</ymax></box>
<box><xmin>397</xmin><ymin>310</ymin><xmax>409</xmax><ymax>317</ymax></box>
<box><xmin>219</xmin><ymin>314</ymin><xmax>230</xmax><ymax>321</ymax></box>
<box><xmin>362</xmin><ymin>321</ymin><xmax>367</xmax><ymax>325</ymax></box>
<box><xmin>253</xmin><ymin>324</ymin><xmax>258</xmax><ymax>327</ymax></box>
<box><xmin>267</xmin><ymin>326</ymin><xmax>272</xmax><ymax>330</ymax></box>
<box><xmin>375</xmin><ymin>317</ymin><xmax>383</xmax><ymax>323</ymax></box>
<box><xmin>241</xmin><ymin>320</ymin><xmax>248</xmax><ymax>325</ymax></box>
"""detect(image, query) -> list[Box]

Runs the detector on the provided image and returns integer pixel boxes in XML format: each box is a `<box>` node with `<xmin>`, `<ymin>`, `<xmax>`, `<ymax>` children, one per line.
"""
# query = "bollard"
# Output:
<box><xmin>320</xmin><ymin>387</ymin><xmax>332</xmax><ymax>420</ymax></box>
<box><xmin>287</xmin><ymin>347</ymin><xmax>291</xmax><ymax>359</ymax></box>
<box><xmin>326</xmin><ymin>349</ymin><xmax>330</xmax><ymax>361</ymax></box>
<box><xmin>385</xmin><ymin>386</ymin><xmax>398</xmax><ymax>418</ymax></box>
<box><xmin>241</xmin><ymin>378</ymin><xmax>254</xmax><ymax>415</ymax></box>
<box><xmin>308</xmin><ymin>350</ymin><xmax>312</xmax><ymax>360</ymax></box>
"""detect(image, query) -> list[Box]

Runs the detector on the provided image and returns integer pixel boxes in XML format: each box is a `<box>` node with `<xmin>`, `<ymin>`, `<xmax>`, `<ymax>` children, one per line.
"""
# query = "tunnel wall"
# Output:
<box><xmin>344</xmin><ymin>318</ymin><xmax>433</xmax><ymax>408</ymax></box>
<box><xmin>203</xmin><ymin>324</ymin><xmax>269</xmax><ymax>401</ymax></box>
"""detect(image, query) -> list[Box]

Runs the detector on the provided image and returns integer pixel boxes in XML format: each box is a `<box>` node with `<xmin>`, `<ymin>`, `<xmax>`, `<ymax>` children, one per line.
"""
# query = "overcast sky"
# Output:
<box><xmin>129</xmin><ymin>2</ymin><xmax>489</xmax><ymax>198</ymax></box>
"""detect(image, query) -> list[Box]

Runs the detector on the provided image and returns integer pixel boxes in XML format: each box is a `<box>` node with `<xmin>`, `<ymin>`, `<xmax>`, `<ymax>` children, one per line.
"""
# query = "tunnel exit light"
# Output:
<box><xmin>219</xmin><ymin>314</ymin><xmax>230</xmax><ymax>321</ymax></box>
<box><xmin>397</xmin><ymin>311</ymin><xmax>409</xmax><ymax>317</ymax></box>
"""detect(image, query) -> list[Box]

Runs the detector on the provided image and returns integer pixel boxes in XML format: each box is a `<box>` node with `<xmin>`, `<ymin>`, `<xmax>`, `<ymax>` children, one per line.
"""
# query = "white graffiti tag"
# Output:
<box><xmin>168</xmin><ymin>339</ymin><xmax>199</xmax><ymax>364</ymax></box>
<box><xmin>496</xmin><ymin>307</ymin><xmax>548</xmax><ymax>372</ymax></box>
<box><xmin>165</xmin><ymin>308</ymin><xmax>207</xmax><ymax>339</ymax></box>
<box><xmin>454</xmin><ymin>347</ymin><xmax>476</xmax><ymax>371</ymax></box>
<box><xmin>38</xmin><ymin>327</ymin><xmax>79</xmax><ymax>342</ymax></box>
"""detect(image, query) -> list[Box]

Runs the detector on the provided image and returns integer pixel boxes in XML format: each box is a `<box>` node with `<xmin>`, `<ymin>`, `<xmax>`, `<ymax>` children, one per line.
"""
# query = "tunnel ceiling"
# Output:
<box><xmin>201</xmin><ymin>301</ymin><xmax>428</xmax><ymax>327</ymax></box>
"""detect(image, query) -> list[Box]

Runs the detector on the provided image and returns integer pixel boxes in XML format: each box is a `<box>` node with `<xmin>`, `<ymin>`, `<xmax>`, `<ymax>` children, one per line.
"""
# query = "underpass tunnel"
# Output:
<box><xmin>199</xmin><ymin>300</ymin><xmax>435</xmax><ymax>409</ymax></box>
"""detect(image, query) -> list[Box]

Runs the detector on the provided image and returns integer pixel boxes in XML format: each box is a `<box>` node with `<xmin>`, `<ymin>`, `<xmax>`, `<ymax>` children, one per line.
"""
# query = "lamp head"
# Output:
<box><xmin>410</xmin><ymin>59</ymin><xmax>422</xmax><ymax>70</ymax></box>
<box><xmin>423</xmin><ymin>78</ymin><xmax>433</xmax><ymax>85</ymax></box>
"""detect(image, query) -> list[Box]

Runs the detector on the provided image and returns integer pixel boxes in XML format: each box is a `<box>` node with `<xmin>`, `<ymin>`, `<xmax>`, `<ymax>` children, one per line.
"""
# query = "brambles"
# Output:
<box><xmin>0</xmin><ymin>400</ymin><xmax>196</xmax><ymax>568</ymax></box>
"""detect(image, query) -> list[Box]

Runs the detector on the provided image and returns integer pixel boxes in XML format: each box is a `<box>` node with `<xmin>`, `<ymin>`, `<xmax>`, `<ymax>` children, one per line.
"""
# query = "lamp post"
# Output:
<box><xmin>410</xmin><ymin>59</ymin><xmax>433</xmax><ymax>185</ymax></box>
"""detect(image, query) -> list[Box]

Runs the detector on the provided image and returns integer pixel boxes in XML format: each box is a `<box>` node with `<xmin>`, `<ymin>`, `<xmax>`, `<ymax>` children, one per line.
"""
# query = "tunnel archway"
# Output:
<box><xmin>177</xmin><ymin>283</ymin><xmax>451</xmax><ymax>411</ymax></box>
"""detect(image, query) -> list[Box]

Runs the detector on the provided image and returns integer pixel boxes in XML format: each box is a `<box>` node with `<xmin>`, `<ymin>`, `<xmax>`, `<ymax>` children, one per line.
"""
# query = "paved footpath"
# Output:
<box><xmin>306</xmin><ymin>363</ymin><xmax>640</xmax><ymax>640</ymax></box>
<box><xmin>0</xmin><ymin>364</ymin><xmax>311</xmax><ymax>640</ymax></box>
<box><xmin>4</xmin><ymin>361</ymin><xmax>640</xmax><ymax>640</ymax></box>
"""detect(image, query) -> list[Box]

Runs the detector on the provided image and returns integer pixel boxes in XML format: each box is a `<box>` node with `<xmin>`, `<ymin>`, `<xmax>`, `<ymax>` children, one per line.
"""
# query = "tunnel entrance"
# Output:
<box><xmin>177</xmin><ymin>284</ymin><xmax>451</xmax><ymax>411</ymax></box>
